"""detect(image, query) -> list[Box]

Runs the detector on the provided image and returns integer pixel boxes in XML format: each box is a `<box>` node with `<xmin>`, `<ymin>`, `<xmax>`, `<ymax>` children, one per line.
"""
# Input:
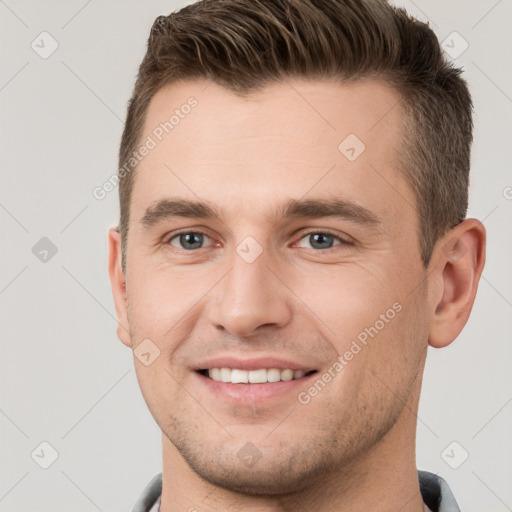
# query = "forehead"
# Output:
<box><xmin>131</xmin><ymin>78</ymin><xmax>414</xmax><ymax>231</ymax></box>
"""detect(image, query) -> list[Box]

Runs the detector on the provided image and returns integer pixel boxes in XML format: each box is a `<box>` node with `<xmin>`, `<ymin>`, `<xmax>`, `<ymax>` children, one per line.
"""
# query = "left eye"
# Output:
<box><xmin>168</xmin><ymin>232</ymin><xmax>212</xmax><ymax>250</ymax></box>
<box><xmin>295</xmin><ymin>232</ymin><xmax>344</xmax><ymax>250</ymax></box>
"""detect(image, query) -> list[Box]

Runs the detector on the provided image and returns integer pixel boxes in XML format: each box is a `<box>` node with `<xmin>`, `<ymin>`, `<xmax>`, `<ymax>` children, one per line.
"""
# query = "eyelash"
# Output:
<box><xmin>164</xmin><ymin>229</ymin><xmax>352</xmax><ymax>252</ymax></box>
<box><xmin>294</xmin><ymin>230</ymin><xmax>352</xmax><ymax>250</ymax></box>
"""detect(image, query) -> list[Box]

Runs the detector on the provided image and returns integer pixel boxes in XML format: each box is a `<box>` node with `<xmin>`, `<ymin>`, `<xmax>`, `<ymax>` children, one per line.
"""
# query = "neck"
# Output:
<box><xmin>160</xmin><ymin>374</ymin><xmax>425</xmax><ymax>512</ymax></box>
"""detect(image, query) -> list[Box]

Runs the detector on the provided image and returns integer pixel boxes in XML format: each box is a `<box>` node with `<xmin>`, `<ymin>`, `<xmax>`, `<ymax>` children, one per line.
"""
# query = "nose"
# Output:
<box><xmin>207</xmin><ymin>247</ymin><xmax>294</xmax><ymax>338</ymax></box>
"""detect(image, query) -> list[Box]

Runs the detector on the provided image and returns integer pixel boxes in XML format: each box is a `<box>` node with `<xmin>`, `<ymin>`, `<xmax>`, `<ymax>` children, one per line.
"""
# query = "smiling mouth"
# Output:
<box><xmin>197</xmin><ymin>368</ymin><xmax>318</xmax><ymax>384</ymax></box>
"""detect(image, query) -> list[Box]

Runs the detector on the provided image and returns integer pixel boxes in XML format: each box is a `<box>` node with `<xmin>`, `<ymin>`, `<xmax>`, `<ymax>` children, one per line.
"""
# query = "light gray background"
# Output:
<box><xmin>1</xmin><ymin>1</ymin><xmax>511</xmax><ymax>511</ymax></box>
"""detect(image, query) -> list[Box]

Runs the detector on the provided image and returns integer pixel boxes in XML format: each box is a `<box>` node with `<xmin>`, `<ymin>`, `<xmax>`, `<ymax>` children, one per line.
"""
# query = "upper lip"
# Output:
<box><xmin>195</xmin><ymin>356</ymin><xmax>317</xmax><ymax>372</ymax></box>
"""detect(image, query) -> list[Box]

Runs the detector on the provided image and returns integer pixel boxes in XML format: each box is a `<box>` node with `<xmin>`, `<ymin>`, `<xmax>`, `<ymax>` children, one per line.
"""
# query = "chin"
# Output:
<box><xmin>173</xmin><ymin>435</ymin><xmax>341</xmax><ymax>496</ymax></box>
<box><xmin>188</xmin><ymin>457</ymin><xmax>322</xmax><ymax>496</ymax></box>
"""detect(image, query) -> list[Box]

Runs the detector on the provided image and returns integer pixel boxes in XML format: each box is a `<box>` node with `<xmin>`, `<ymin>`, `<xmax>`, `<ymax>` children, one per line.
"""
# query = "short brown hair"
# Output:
<box><xmin>118</xmin><ymin>0</ymin><xmax>473</xmax><ymax>271</ymax></box>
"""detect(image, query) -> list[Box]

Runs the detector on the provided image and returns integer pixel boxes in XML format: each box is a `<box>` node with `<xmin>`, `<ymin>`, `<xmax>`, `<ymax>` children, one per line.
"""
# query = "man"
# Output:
<box><xmin>107</xmin><ymin>0</ymin><xmax>486</xmax><ymax>510</ymax></box>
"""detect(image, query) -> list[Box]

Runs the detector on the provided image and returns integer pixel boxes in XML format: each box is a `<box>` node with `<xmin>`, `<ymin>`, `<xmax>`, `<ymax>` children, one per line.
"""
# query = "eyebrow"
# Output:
<box><xmin>139</xmin><ymin>197</ymin><xmax>381</xmax><ymax>228</ymax></box>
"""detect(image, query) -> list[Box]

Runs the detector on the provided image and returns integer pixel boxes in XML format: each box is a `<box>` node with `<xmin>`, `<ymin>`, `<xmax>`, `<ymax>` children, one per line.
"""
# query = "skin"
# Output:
<box><xmin>108</xmin><ymin>78</ymin><xmax>485</xmax><ymax>511</ymax></box>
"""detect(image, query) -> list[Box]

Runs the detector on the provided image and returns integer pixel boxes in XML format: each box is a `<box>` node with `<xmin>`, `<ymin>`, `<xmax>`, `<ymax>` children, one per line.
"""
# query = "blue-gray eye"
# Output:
<box><xmin>169</xmin><ymin>232</ymin><xmax>210</xmax><ymax>250</ymax></box>
<box><xmin>296</xmin><ymin>232</ymin><xmax>342</xmax><ymax>250</ymax></box>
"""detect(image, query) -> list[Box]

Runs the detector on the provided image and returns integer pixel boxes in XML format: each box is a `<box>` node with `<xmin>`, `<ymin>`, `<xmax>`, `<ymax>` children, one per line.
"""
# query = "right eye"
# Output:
<box><xmin>167</xmin><ymin>231</ymin><xmax>214</xmax><ymax>251</ymax></box>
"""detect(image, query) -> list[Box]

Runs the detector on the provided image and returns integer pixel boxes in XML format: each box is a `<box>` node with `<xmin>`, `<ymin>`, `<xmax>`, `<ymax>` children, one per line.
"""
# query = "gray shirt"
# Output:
<box><xmin>131</xmin><ymin>470</ymin><xmax>460</xmax><ymax>512</ymax></box>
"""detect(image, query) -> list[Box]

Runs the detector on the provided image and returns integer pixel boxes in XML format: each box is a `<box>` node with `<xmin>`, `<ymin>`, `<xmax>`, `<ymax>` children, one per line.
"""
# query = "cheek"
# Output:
<box><xmin>291</xmin><ymin>263</ymin><xmax>399</xmax><ymax>348</ymax></box>
<box><xmin>126</xmin><ymin>267</ymin><xmax>205</xmax><ymax>338</ymax></box>
<box><xmin>359</xmin><ymin>289</ymin><xmax>429</xmax><ymax>387</ymax></box>
<box><xmin>132</xmin><ymin>361</ymin><xmax>187</xmax><ymax>433</ymax></box>
<box><xmin>293</xmin><ymin>262</ymin><xmax>426</xmax><ymax>394</ymax></box>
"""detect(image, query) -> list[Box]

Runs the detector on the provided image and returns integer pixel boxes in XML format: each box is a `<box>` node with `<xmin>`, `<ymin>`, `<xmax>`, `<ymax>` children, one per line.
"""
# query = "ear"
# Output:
<box><xmin>428</xmin><ymin>219</ymin><xmax>486</xmax><ymax>348</ymax></box>
<box><xmin>108</xmin><ymin>227</ymin><xmax>132</xmax><ymax>348</ymax></box>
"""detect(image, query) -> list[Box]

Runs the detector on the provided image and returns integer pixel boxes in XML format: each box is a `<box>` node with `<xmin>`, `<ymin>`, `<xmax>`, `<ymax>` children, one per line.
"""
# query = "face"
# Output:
<box><xmin>113</xmin><ymin>79</ymin><xmax>432</xmax><ymax>494</ymax></box>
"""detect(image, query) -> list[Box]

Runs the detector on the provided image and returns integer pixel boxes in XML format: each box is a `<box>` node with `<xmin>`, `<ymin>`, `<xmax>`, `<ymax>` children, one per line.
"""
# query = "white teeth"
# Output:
<box><xmin>280</xmin><ymin>369</ymin><xmax>293</xmax><ymax>381</ymax></box>
<box><xmin>206</xmin><ymin>367</ymin><xmax>311</xmax><ymax>383</ymax></box>
<box><xmin>248</xmin><ymin>369</ymin><xmax>267</xmax><ymax>383</ymax></box>
<box><xmin>230</xmin><ymin>369</ymin><xmax>249</xmax><ymax>383</ymax></box>
<box><xmin>220</xmin><ymin>367</ymin><xmax>231</xmax><ymax>383</ymax></box>
<box><xmin>267</xmin><ymin>368</ymin><xmax>281</xmax><ymax>382</ymax></box>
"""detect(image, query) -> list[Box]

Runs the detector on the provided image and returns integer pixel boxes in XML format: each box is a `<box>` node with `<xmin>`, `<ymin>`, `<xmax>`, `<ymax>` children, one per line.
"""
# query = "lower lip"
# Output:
<box><xmin>194</xmin><ymin>371</ymin><xmax>317</xmax><ymax>403</ymax></box>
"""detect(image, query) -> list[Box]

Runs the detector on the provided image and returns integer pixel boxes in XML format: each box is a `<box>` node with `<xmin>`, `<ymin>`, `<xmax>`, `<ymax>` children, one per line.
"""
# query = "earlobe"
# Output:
<box><xmin>107</xmin><ymin>227</ymin><xmax>132</xmax><ymax>348</ymax></box>
<box><xmin>428</xmin><ymin>219</ymin><xmax>486</xmax><ymax>348</ymax></box>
